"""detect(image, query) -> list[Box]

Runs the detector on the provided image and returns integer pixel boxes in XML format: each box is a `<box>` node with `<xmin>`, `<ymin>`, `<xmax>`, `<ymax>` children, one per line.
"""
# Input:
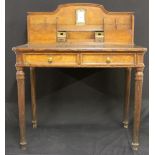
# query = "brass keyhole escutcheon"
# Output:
<box><xmin>106</xmin><ymin>57</ymin><xmax>111</xmax><ymax>64</ymax></box>
<box><xmin>48</xmin><ymin>57</ymin><xmax>53</xmax><ymax>63</ymax></box>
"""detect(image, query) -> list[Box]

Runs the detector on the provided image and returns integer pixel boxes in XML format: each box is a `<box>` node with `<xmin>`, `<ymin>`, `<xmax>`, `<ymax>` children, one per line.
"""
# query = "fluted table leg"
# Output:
<box><xmin>132</xmin><ymin>67</ymin><xmax>144</xmax><ymax>151</ymax></box>
<box><xmin>16</xmin><ymin>67</ymin><xmax>27</xmax><ymax>150</ymax></box>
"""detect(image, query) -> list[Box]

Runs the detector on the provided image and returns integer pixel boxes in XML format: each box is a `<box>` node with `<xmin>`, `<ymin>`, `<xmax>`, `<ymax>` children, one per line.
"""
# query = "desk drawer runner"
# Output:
<box><xmin>81</xmin><ymin>54</ymin><xmax>135</xmax><ymax>66</ymax></box>
<box><xmin>23</xmin><ymin>54</ymin><xmax>78</xmax><ymax>66</ymax></box>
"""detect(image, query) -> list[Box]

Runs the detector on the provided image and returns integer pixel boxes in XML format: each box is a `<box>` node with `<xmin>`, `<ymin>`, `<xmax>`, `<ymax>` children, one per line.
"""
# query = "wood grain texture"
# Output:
<box><xmin>30</xmin><ymin>67</ymin><xmax>37</xmax><ymax>128</ymax></box>
<box><xmin>14</xmin><ymin>50</ymin><xmax>146</xmax><ymax>68</ymax></box>
<box><xmin>123</xmin><ymin>68</ymin><xmax>131</xmax><ymax>128</ymax></box>
<box><xmin>24</xmin><ymin>53</ymin><xmax>78</xmax><ymax>66</ymax></box>
<box><xmin>132</xmin><ymin>67</ymin><xmax>144</xmax><ymax>151</ymax></box>
<box><xmin>81</xmin><ymin>53</ymin><xmax>134</xmax><ymax>66</ymax></box>
<box><xmin>27</xmin><ymin>3</ymin><xmax>134</xmax><ymax>44</ymax></box>
<box><xmin>13</xmin><ymin>43</ymin><xmax>147</xmax><ymax>52</ymax></box>
<box><xmin>16</xmin><ymin>67</ymin><xmax>27</xmax><ymax>150</ymax></box>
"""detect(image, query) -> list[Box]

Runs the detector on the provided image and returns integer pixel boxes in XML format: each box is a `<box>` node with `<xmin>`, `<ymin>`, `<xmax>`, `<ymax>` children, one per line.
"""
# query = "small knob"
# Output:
<box><xmin>106</xmin><ymin>57</ymin><xmax>111</xmax><ymax>64</ymax></box>
<box><xmin>48</xmin><ymin>57</ymin><xmax>53</xmax><ymax>63</ymax></box>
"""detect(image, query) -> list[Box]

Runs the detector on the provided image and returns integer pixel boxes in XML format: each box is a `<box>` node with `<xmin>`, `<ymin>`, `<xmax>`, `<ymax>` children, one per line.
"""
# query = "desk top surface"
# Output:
<box><xmin>13</xmin><ymin>43</ymin><xmax>147</xmax><ymax>53</ymax></box>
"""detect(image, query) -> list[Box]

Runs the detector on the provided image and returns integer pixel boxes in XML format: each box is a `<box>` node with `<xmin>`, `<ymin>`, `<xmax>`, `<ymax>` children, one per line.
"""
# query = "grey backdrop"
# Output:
<box><xmin>5</xmin><ymin>0</ymin><xmax>149</xmax><ymax>155</ymax></box>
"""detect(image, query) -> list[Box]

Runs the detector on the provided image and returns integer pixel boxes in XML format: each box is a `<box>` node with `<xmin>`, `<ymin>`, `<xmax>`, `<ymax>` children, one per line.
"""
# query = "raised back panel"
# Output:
<box><xmin>27</xmin><ymin>3</ymin><xmax>134</xmax><ymax>44</ymax></box>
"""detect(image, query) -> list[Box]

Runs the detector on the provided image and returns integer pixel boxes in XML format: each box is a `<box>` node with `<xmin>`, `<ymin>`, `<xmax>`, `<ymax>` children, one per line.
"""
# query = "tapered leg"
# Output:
<box><xmin>132</xmin><ymin>67</ymin><xmax>144</xmax><ymax>151</ymax></box>
<box><xmin>16</xmin><ymin>67</ymin><xmax>27</xmax><ymax>150</ymax></box>
<box><xmin>30</xmin><ymin>67</ymin><xmax>37</xmax><ymax>128</ymax></box>
<box><xmin>123</xmin><ymin>68</ymin><xmax>131</xmax><ymax>128</ymax></box>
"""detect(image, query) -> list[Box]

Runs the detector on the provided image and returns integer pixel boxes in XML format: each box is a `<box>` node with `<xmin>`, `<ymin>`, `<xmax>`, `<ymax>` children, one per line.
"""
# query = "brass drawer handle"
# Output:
<box><xmin>106</xmin><ymin>57</ymin><xmax>111</xmax><ymax>64</ymax></box>
<box><xmin>48</xmin><ymin>57</ymin><xmax>53</xmax><ymax>63</ymax></box>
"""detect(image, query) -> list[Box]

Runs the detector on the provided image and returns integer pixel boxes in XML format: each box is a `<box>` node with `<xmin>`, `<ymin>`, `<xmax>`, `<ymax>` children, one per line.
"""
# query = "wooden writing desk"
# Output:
<box><xmin>12</xmin><ymin>3</ymin><xmax>147</xmax><ymax>151</ymax></box>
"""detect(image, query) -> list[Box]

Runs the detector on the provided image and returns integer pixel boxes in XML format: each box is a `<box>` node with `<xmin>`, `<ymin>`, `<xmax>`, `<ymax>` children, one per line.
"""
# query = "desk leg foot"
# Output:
<box><xmin>20</xmin><ymin>142</ymin><xmax>27</xmax><ymax>150</ymax></box>
<box><xmin>30</xmin><ymin>67</ymin><xmax>37</xmax><ymax>129</ymax></box>
<box><xmin>131</xmin><ymin>142</ymin><xmax>139</xmax><ymax>151</ymax></box>
<box><xmin>16</xmin><ymin>67</ymin><xmax>27</xmax><ymax>150</ymax></box>
<box><xmin>123</xmin><ymin>68</ymin><xmax>131</xmax><ymax>129</ymax></box>
<box><xmin>32</xmin><ymin>120</ymin><xmax>37</xmax><ymax>128</ymax></box>
<box><xmin>132</xmin><ymin>67</ymin><xmax>144</xmax><ymax>151</ymax></box>
<box><xmin>122</xmin><ymin>121</ymin><xmax>128</xmax><ymax>128</ymax></box>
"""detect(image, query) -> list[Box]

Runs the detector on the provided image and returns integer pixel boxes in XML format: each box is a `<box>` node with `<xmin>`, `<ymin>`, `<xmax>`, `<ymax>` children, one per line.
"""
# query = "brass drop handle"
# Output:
<box><xmin>48</xmin><ymin>57</ymin><xmax>53</xmax><ymax>63</ymax></box>
<box><xmin>106</xmin><ymin>57</ymin><xmax>111</xmax><ymax>64</ymax></box>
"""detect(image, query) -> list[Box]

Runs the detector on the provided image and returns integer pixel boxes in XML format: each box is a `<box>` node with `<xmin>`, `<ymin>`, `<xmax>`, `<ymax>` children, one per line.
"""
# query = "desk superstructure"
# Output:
<box><xmin>12</xmin><ymin>3</ymin><xmax>147</xmax><ymax>151</ymax></box>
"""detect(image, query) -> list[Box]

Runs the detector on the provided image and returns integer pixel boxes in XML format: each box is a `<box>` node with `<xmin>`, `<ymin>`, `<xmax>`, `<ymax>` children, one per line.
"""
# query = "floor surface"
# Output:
<box><xmin>6</xmin><ymin>83</ymin><xmax>149</xmax><ymax>155</ymax></box>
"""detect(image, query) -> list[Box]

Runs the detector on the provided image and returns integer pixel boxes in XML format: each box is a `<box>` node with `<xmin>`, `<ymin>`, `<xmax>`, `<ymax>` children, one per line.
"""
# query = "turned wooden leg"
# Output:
<box><xmin>132</xmin><ymin>67</ymin><xmax>144</xmax><ymax>151</ymax></box>
<box><xmin>123</xmin><ymin>68</ymin><xmax>131</xmax><ymax>128</ymax></box>
<box><xmin>16</xmin><ymin>67</ymin><xmax>27</xmax><ymax>150</ymax></box>
<box><xmin>30</xmin><ymin>67</ymin><xmax>37</xmax><ymax>128</ymax></box>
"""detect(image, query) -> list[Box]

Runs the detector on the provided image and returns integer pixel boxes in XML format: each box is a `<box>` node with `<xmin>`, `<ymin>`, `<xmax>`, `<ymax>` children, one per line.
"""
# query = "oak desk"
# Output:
<box><xmin>12</xmin><ymin>3</ymin><xmax>147</xmax><ymax>151</ymax></box>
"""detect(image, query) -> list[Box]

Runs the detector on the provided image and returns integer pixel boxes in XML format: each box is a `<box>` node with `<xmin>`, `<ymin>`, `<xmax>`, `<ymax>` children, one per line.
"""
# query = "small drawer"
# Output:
<box><xmin>23</xmin><ymin>54</ymin><xmax>78</xmax><ymax>66</ymax></box>
<box><xmin>81</xmin><ymin>53</ymin><xmax>135</xmax><ymax>66</ymax></box>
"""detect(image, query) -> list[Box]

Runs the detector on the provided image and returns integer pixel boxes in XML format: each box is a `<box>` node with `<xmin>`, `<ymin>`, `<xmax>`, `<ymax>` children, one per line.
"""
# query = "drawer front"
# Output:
<box><xmin>23</xmin><ymin>54</ymin><xmax>78</xmax><ymax>66</ymax></box>
<box><xmin>81</xmin><ymin>53</ymin><xmax>135</xmax><ymax>66</ymax></box>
